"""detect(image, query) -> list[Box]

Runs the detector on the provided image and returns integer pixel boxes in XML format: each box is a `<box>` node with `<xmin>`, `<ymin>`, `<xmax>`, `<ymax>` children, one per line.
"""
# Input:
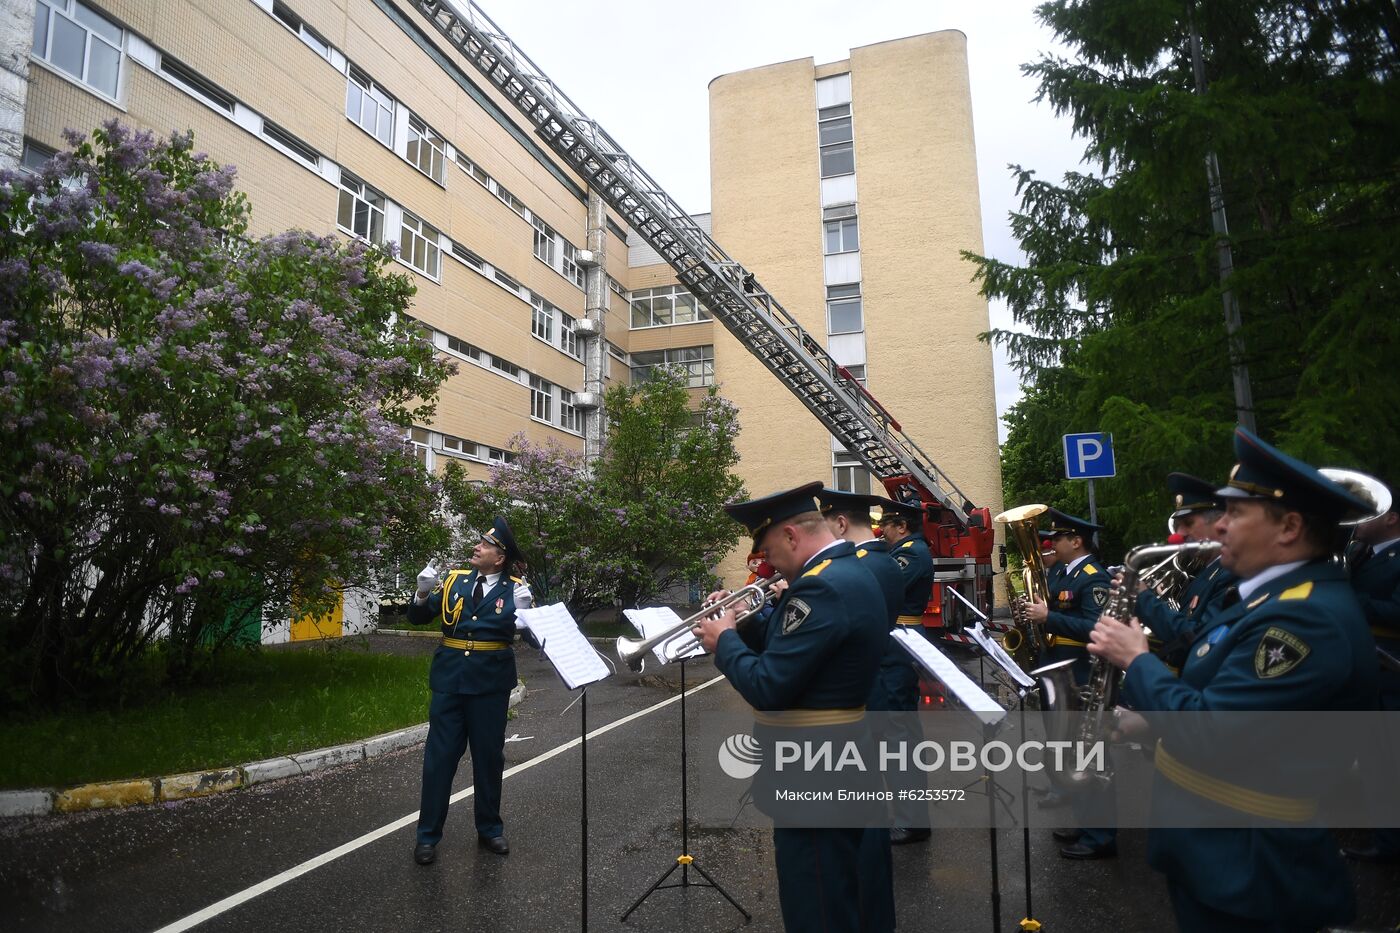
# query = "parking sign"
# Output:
<box><xmin>1063</xmin><ymin>433</ymin><xmax>1115</xmax><ymax>479</ymax></box>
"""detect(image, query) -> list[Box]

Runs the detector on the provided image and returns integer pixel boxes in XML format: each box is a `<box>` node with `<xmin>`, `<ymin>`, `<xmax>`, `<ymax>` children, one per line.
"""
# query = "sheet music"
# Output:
<box><xmin>967</xmin><ymin>623</ymin><xmax>1036</xmax><ymax>689</ymax></box>
<box><xmin>891</xmin><ymin>628</ymin><xmax>1006</xmax><ymax>723</ymax></box>
<box><xmin>623</xmin><ymin>607</ymin><xmax>705</xmax><ymax>665</ymax></box>
<box><xmin>517</xmin><ymin>603</ymin><xmax>610</xmax><ymax>689</ymax></box>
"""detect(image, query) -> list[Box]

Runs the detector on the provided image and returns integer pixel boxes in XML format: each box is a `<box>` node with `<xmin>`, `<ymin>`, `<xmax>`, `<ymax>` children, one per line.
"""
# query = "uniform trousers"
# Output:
<box><xmin>773</xmin><ymin>826</ymin><xmax>865</xmax><ymax>932</ymax></box>
<box><xmin>417</xmin><ymin>688</ymin><xmax>511</xmax><ymax>844</ymax></box>
<box><xmin>1168</xmin><ymin>880</ymin><xmax>1321</xmax><ymax>933</ymax></box>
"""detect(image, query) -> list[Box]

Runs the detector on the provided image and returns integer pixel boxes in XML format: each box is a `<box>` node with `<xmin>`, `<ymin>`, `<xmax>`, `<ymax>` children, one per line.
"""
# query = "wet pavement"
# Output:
<box><xmin>1</xmin><ymin>633</ymin><xmax>1397</xmax><ymax>932</ymax></box>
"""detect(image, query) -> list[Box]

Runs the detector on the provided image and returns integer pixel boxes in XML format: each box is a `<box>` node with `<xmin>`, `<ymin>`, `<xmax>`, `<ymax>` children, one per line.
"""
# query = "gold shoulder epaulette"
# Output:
<box><xmin>510</xmin><ymin>575</ymin><xmax>523</xmax><ymax>584</ymax></box>
<box><xmin>1279</xmin><ymin>581</ymin><xmax>1313</xmax><ymax>601</ymax></box>
<box><xmin>856</xmin><ymin>548</ymin><xmax>868</xmax><ymax>558</ymax></box>
<box><xmin>1083</xmin><ymin>564</ymin><xmax>1098</xmax><ymax>575</ymax></box>
<box><xmin>900</xmin><ymin>540</ymin><xmax>913</xmax><ymax>549</ymax></box>
<box><xmin>804</xmin><ymin>559</ymin><xmax>833</xmax><ymax>578</ymax></box>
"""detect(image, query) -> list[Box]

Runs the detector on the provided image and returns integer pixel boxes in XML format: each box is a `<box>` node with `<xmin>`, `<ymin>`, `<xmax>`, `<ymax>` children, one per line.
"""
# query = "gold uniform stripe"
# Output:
<box><xmin>1155</xmin><ymin>741</ymin><xmax>1317</xmax><ymax>822</ymax></box>
<box><xmin>752</xmin><ymin>707</ymin><xmax>867</xmax><ymax>727</ymax></box>
<box><xmin>896</xmin><ymin>614</ymin><xmax>924</xmax><ymax>626</ymax></box>
<box><xmin>441</xmin><ymin>638</ymin><xmax>510</xmax><ymax>651</ymax></box>
<box><xmin>1048</xmin><ymin>635</ymin><xmax>1087</xmax><ymax>648</ymax></box>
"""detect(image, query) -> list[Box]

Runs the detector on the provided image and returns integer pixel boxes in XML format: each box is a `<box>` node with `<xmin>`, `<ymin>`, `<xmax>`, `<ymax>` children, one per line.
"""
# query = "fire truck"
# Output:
<box><xmin>411</xmin><ymin>0</ymin><xmax>1005</xmax><ymax>645</ymax></box>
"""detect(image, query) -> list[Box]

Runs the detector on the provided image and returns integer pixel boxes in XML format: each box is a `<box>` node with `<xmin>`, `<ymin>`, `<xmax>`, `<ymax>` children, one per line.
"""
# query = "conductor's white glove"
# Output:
<box><xmin>513</xmin><ymin>581</ymin><xmax>533</xmax><ymax>629</ymax></box>
<box><xmin>415</xmin><ymin>560</ymin><xmax>440</xmax><ymax>599</ymax></box>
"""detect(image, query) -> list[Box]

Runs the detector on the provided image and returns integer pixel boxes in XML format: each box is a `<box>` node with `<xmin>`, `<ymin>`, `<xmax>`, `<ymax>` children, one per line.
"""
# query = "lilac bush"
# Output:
<box><xmin>0</xmin><ymin>122</ymin><xmax>454</xmax><ymax>703</ymax></box>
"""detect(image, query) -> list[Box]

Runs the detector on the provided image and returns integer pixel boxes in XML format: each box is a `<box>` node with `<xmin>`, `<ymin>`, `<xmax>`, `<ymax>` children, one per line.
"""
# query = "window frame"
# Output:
<box><xmin>532</xmin><ymin>216</ymin><xmax>556</xmax><ymax>266</ymax></box>
<box><xmin>336</xmin><ymin>172</ymin><xmax>385</xmax><ymax>245</ymax></box>
<box><xmin>818</xmin><ymin>103</ymin><xmax>855</xmax><ymax>179</ymax></box>
<box><xmin>629</xmin><ymin>284</ymin><xmax>712</xmax><ymax>329</ymax></box>
<box><xmin>826</xmin><ymin>283</ymin><xmax>863</xmax><ymax>335</ymax></box>
<box><xmin>823</xmin><ymin>217</ymin><xmax>859</xmax><ymax>254</ymax></box>
<box><xmin>529</xmin><ymin>375</ymin><xmax>554</xmax><ymax>423</ymax></box>
<box><xmin>531</xmin><ymin>295</ymin><xmax>555</xmax><ymax>343</ymax></box>
<box><xmin>398</xmin><ymin>210</ymin><xmax>442</xmax><ymax>279</ymax></box>
<box><xmin>405</xmin><ymin>115</ymin><xmax>446</xmax><ymax>185</ymax></box>
<box><xmin>32</xmin><ymin>0</ymin><xmax>124</xmax><ymax>102</ymax></box>
<box><xmin>345</xmin><ymin>64</ymin><xmax>394</xmax><ymax>147</ymax></box>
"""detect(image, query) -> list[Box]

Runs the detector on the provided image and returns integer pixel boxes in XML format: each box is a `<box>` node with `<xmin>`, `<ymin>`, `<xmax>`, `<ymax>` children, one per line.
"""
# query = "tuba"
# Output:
<box><xmin>1319</xmin><ymin>468</ymin><xmax>1392</xmax><ymax>569</ymax></box>
<box><xmin>1032</xmin><ymin>540</ymin><xmax>1221</xmax><ymax>791</ymax></box>
<box><xmin>993</xmin><ymin>504</ymin><xmax>1051</xmax><ymax>670</ymax></box>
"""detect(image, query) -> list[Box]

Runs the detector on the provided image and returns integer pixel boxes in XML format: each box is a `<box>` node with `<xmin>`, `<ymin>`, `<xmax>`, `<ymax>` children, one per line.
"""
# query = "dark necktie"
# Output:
<box><xmin>473</xmin><ymin>576</ymin><xmax>485</xmax><ymax>606</ymax></box>
<box><xmin>1220</xmin><ymin>586</ymin><xmax>1241</xmax><ymax>609</ymax></box>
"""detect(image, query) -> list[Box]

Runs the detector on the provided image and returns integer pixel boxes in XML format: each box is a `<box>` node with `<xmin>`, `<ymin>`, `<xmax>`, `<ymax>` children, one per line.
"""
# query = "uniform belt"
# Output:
<box><xmin>1371</xmin><ymin>625</ymin><xmax>1400</xmax><ymax>642</ymax></box>
<box><xmin>1048</xmin><ymin>635</ymin><xmax>1087</xmax><ymax>648</ymax></box>
<box><xmin>753</xmin><ymin>707</ymin><xmax>867</xmax><ymax>727</ymax></box>
<box><xmin>441</xmin><ymin>637</ymin><xmax>510</xmax><ymax>651</ymax></box>
<box><xmin>896</xmin><ymin>615</ymin><xmax>924</xmax><ymax>626</ymax></box>
<box><xmin>1155</xmin><ymin>741</ymin><xmax>1317</xmax><ymax>822</ymax></box>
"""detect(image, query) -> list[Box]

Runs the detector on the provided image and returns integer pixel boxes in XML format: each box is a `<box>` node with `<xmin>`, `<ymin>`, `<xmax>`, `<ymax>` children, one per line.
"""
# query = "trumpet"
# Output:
<box><xmin>616</xmin><ymin>574</ymin><xmax>786</xmax><ymax>672</ymax></box>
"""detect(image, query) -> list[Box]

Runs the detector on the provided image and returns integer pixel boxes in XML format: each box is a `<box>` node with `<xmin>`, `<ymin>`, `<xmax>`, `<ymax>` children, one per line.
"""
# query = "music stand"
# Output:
<box><xmin>621</xmin><ymin>654</ymin><xmax>751</xmax><ymax>923</ymax></box>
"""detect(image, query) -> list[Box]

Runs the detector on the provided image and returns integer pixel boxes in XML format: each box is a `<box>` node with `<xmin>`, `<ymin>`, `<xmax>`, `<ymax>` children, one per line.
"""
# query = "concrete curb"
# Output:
<box><xmin>0</xmin><ymin>683</ymin><xmax>528</xmax><ymax>819</ymax></box>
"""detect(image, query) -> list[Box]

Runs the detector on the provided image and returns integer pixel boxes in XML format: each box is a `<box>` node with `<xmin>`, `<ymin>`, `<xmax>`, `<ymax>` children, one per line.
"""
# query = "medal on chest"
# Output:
<box><xmin>1195</xmin><ymin>624</ymin><xmax>1228</xmax><ymax>658</ymax></box>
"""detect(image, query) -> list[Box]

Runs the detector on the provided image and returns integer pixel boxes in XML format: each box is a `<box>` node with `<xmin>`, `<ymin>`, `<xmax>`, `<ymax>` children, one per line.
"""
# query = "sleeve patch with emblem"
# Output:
<box><xmin>894</xmin><ymin>554</ymin><xmax>910</xmax><ymax>570</ymax></box>
<box><xmin>1254</xmin><ymin>626</ymin><xmax>1310</xmax><ymax>678</ymax></box>
<box><xmin>1091</xmin><ymin>586</ymin><xmax>1109</xmax><ymax>608</ymax></box>
<box><xmin>782</xmin><ymin>598</ymin><xmax>812</xmax><ymax>634</ymax></box>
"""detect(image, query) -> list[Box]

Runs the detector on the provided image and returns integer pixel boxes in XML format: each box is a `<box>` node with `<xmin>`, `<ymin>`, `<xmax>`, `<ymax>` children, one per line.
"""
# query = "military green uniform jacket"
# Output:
<box><xmin>1137</xmin><ymin>557</ymin><xmax>1236</xmax><ymax>664</ymax></box>
<box><xmin>1350</xmin><ymin>539</ymin><xmax>1400</xmax><ymax>704</ymax></box>
<box><xmin>407</xmin><ymin>568</ymin><xmax>524</xmax><ymax>696</ymax></box>
<box><xmin>1043</xmin><ymin>554</ymin><xmax>1111</xmax><ymax>644</ymax></box>
<box><xmin>889</xmin><ymin>534</ymin><xmax>934</xmax><ymax>617</ymax></box>
<box><xmin>1121</xmin><ymin>560</ymin><xmax>1378</xmax><ymax>927</ymax></box>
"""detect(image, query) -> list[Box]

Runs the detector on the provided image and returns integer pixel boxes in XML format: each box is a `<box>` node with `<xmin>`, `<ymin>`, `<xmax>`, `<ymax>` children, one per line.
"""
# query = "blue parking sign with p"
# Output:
<box><xmin>1063</xmin><ymin>432</ymin><xmax>1115</xmax><ymax>479</ymax></box>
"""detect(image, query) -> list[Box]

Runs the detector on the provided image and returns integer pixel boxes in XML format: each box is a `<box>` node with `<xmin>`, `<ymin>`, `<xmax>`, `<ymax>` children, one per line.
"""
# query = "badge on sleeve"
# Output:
<box><xmin>783</xmin><ymin>598</ymin><xmax>812</xmax><ymax>634</ymax></box>
<box><xmin>894</xmin><ymin>554</ymin><xmax>911</xmax><ymax>570</ymax></box>
<box><xmin>1254</xmin><ymin>626</ymin><xmax>1310</xmax><ymax>678</ymax></box>
<box><xmin>1092</xmin><ymin>587</ymin><xmax>1109</xmax><ymax>609</ymax></box>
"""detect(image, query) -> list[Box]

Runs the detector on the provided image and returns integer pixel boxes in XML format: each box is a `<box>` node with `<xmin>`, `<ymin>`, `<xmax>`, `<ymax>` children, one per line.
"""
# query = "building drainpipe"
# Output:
<box><xmin>578</xmin><ymin>189</ymin><xmax>608</xmax><ymax>465</ymax></box>
<box><xmin>0</xmin><ymin>0</ymin><xmax>36</xmax><ymax>171</ymax></box>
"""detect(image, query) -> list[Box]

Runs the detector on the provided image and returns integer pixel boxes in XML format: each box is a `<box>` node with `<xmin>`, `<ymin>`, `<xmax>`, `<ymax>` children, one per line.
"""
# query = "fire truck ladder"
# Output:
<box><xmin>415</xmin><ymin>0</ymin><xmax>981</xmax><ymax>525</ymax></box>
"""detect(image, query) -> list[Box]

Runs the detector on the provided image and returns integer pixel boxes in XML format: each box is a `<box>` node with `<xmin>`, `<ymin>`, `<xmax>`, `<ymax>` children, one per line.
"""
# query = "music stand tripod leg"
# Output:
<box><xmin>620</xmin><ymin>658</ymin><xmax>750</xmax><ymax>923</ymax></box>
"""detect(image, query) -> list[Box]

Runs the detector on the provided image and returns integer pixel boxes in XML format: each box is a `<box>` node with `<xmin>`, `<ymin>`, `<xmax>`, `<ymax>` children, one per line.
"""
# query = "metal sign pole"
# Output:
<box><xmin>1087</xmin><ymin>478</ymin><xmax>1098</xmax><ymax>528</ymax></box>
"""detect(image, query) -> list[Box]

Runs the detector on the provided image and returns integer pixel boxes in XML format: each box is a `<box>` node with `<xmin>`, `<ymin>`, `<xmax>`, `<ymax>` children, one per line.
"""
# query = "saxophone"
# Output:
<box><xmin>1037</xmin><ymin>540</ymin><xmax>1221</xmax><ymax>791</ymax></box>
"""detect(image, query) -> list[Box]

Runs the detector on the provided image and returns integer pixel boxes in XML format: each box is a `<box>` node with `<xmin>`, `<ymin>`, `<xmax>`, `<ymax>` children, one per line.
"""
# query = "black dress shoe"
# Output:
<box><xmin>1342</xmin><ymin>845</ymin><xmax>1400</xmax><ymax>864</ymax></box>
<box><xmin>1059</xmin><ymin>842</ymin><xmax>1117</xmax><ymax>860</ymax></box>
<box><xmin>1052</xmin><ymin>828</ymin><xmax>1082</xmax><ymax>844</ymax></box>
<box><xmin>479</xmin><ymin>834</ymin><xmax>510</xmax><ymax>855</ymax></box>
<box><xmin>890</xmin><ymin>827</ymin><xmax>931</xmax><ymax>845</ymax></box>
<box><xmin>413</xmin><ymin>843</ymin><xmax>436</xmax><ymax>865</ymax></box>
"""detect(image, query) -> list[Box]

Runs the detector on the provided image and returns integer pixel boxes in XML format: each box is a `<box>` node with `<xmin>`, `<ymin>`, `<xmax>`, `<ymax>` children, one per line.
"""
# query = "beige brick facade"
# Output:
<box><xmin>20</xmin><ymin>1</ymin><xmax>1000</xmax><ymax>589</ymax></box>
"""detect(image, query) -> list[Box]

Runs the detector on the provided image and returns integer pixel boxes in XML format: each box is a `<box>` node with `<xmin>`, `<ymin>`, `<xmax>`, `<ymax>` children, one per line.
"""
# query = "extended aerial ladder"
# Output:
<box><xmin>414</xmin><ymin>0</ymin><xmax>1001</xmax><ymax>638</ymax></box>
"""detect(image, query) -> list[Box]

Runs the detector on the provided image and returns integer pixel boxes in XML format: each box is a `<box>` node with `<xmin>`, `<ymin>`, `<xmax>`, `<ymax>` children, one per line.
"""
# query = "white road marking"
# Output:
<box><xmin>504</xmin><ymin>733</ymin><xmax>533</xmax><ymax>743</ymax></box>
<box><xmin>149</xmin><ymin>674</ymin><xmax>726</xmax><ymax>933</ymax></box>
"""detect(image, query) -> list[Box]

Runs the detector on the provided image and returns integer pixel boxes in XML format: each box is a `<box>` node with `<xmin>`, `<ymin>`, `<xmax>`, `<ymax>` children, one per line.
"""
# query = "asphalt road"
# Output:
<box><xmin>2</xmin><ymin>633</ymin><xmax>1397</xmax><ymax>932</ymax></box>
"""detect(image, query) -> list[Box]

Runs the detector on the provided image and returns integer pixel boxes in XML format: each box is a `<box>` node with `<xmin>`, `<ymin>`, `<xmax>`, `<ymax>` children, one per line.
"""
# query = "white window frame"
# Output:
<box><xmin>406</xmin><ymin>115</ymin><xmax>446</xmax><ymax>185</ymax></box>
<box><xmin>32</xmin><ymin>0</ymin><xmax>124</xmax><ymax>102</ymax></box>
<box><xmin>336</xmin><ymin>172</ymin><xmax>385</xmax><ymax>245</ymax></box>
<box><xmin>629</xmin><ymin>285</ymin><xmax>712</xmax><ymax>329</ymax></box>
<box><xmin>346</xmin><ymin>64</ymin><xmax>394</xmax><ymax>147</ymax></box>
<box><xmin>818</xmin><ymin>103</ymin><xmax>855</xmax><ymax>179</ymax></box>
<box><xmin>559</xmin><ymin>389</ymin><xmax>583</xmax><ymax>434</ymax></box>
<box><xmin>824</xmin><ymin>217</ymin><xmax>859</xmax><ymax>254</ymax></box>
<box><xmin>833</xmin><ymin>450</ymin><xmax>873</xmax><ymax>495</ymax></box>
<box><xmin>532</xmin><ymin>217</ymin><xmax>556</xmax><ymax>266</ymax></box>
<box><xmin>826</xmin><ymin>283</ymin><xmax>863</xmax><ymax>335</ymax></box>
<box><xmin>271</xmin><ymin>1</ymin><xmax>331</xmax><ymax>59</ymax></box>
<box><xmin>559</xmin><ymin>311</ymin><xmax>580</xmax><ymax>359</ymax></box>
<box><xmin>399</xmin><ymin>210</ymin><xmax>441</xmax><ymax>279</ymax></box>
<box><xmin>531</xmin><ymin>295</ymin><xmax>555</xmax><ymax>343</ymax></box>
<box><xmin>530</xmin><ymin>375</ymin><xmax>553</xmax><ymax>423</ymax></box>
<box><xmin>630</xmin><ymin>346</ymin><xmax>715</xmax><ymax>387</ymax></box>
<box><xmin>561</xmin><ymin>241</ymin><xmax>584</xmax><ymax>289</ymax></box>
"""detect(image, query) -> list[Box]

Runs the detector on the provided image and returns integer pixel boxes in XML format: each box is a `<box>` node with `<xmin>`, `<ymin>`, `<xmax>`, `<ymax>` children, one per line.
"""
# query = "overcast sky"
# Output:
<box><xmin>473</xmin><ymin>0</ymin><xmax>1085</xmax><ymax>440</ymax></box>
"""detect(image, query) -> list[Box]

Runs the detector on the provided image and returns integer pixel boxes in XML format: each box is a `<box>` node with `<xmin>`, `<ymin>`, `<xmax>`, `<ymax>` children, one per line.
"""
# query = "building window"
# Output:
<box><xmin>263</xmin><ymin>121</ymin><xmax>320</xmax><ymax>169</ymax></box>
<box><xmin>456</xmin><ymin>153</ymin><xmax>491</xmax><ymax>188</ymax></box>
<box><xmin>160</xmin><ymin>56</ymin><xmax>235</xmax><ymax>114</ymax></box>
<box><xmin>559</xmin><ymin>312</ymin><xmax>580</xmax><ymax>359</ymax></box>
<box><xmin>271</xmin><ymin>1</ymin><xmax>330</xmax><ymax>58</ymax></box>
<box><xmin>493</xmin><ymin>183</ymin><xmax>528</xmax><ymax>219</ymax></box>
<box><xmin>494</xmin><ymin>269</ymin><xmax>523</xmax><ymax>295</ymax></box>
<box><xmin>530</xmin><ymin>375</ymin><xmax>553</xmax><ymax>422</ymax></box>
<box><xmin>818</xmin><ymin>103</ymin><xmax>854</xmax><ymax>178</ymax></box>
<box><xmin>559</xmin><ymin>389</ymin><xmax>582</xmax><ymax>433</ymax></box>
<box><xmin>406</xmin><ymin>116</ymin><xmax>446</xmax><ymax>184</ymax></box>
<box><xmin>33</xmin><ymin>0</ymin><xmax>123</xmax><ymax>100</ymax></box>
<box><xmin>399</xmin><ymin>211</ymin><xmax>441</xmax><ymax>278</ymax></box>
<box><xmin>532</xmin><ymin>217</ymin><xmax>555</xmax><ymax>265</ymax></box>
<box><xmin>491</xmin><ymin>354</ymin><xmax>521</xmax><ymax>379</ymax></box>
<box><xmin>826</xmin><ymin>283</ymin><xmax>863</xmax><ymax>334</ymax></box>
<box><xmin>561</xmin><ymin>242</ymin><xmax>584</xmax><ymax>288</ymax></box>
<box><xmin>833</xmin><ymin>450</ymin><xmax>873</xmax><ymax>495</ymax></box>
<box><xmin>450</xmin><ymin>240</ymin><xmax>484</xmax><ymax>270</ymax></box>
<box><xmin>410</xmin><ymin>426</ymin><xmax>434</xmax><ymax>471</ymax></box>
<box><xmin>824</xmin><ymin>217</ymin><xmax>859</xmax><ymax>254</ymax></box>
<box><xmin>842</xmin><ymin>363</ymin><xmax>867</xmax><ymax>383</ymax></box>
<box><xmin>631</xmin><ymin>346</ymin><xmax>714</xmax><ymax>387</ymax></box>
<box><xmin>531</xmin><ymin>296</ymin><xmax>555</xmax><ymax>343</ymax></box>
<box><xmin>20</xmin><ymin>139</ymin><xmax>57</xmax><ymax>174</ymax></box>
<box><xmin>336</xmin><ymin>173</ymin><xmax>385</xmax><ymax>244</ymax></box>
<box><xmin>346</xmin><ymin>65</ymin><xmax>394</xmax><ymax>146</ymax></box>
<box><xmin>630</xmin><ymin>285</ymin><xmax>712</xmax><ymax>328</ymax></box>
<box><xmin>444</xmin><ymin>334</ymin><xmax>481</xmax><ymax>361</ymax></box>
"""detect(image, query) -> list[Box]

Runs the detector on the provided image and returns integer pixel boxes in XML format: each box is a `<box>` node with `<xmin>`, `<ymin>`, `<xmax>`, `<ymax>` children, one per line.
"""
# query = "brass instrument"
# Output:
<box><xmin>616</xmin><ymin>574</ymin><xmax>786</xmax><ymax>672</ymax></box>
<box><xmin>1137</xmin><ymin>541</ymin><xmax>1222</xmax><ymax>611</ymax></box>
<box><xmin>1032</xmin><ymin>540</ymin><xmax>1220</xmax><ymax>791</ymax></box>
<box><xmin>993</xmin><ymin>504</ymin><xmax>1051</xmax><ymax>670</ymax></box>
<box><xmin>1319</xmin><ymin>468</ymin><xmax>1392</xmax><ymax>569</ymax></box>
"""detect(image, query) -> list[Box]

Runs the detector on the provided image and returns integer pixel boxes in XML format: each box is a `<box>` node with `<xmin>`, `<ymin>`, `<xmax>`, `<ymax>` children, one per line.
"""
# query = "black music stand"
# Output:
<box><xmin>621</xmin><ymin>657</ymin><xmax>751</xmax><ymax>924</ymax></box>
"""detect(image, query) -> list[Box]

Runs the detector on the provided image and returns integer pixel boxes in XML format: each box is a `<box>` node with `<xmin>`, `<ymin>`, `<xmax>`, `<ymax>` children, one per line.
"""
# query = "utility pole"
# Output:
<box><xmin>1190</xmin><ymin>10</ymin><xmax>1256</xmax><ymax>432</ymax></box>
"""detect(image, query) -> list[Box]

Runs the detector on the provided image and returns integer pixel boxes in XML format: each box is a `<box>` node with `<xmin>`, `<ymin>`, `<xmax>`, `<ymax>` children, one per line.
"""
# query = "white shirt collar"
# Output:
<box><xmin>1064</xmin><ymin>553</ymin><xmax>1092</xmax><ymax>575</ymax></box>
<box><xmin>1372</xmin><ymin>537</ymin><xmax>1400</xmax><ymax>554</ymax></box>
<box><xmin>807</xmin><ymin>539</ymin><xmax>846</xmax><ymax>566</ymax></box>
<box><xmin>855</xmin><ymin>537</ymin><xmax>880</xmax><ymax>548</ymax></box>
<box><xmin>1237</xmin><ymin>560</ymin><xmax>1307</xmax><ymax>602</ymax></box>
<box><xmin>480</xmin><ymin>570</ymin><xmax>503</xmax><ymax>588</ymax></box>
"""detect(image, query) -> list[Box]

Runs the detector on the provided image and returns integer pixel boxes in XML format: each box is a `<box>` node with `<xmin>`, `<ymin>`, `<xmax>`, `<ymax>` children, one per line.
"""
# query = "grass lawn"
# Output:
<box><xmin>0</xmin><ymin>645</ymin><xmax>433</xmax><ymax>790</ymax></box>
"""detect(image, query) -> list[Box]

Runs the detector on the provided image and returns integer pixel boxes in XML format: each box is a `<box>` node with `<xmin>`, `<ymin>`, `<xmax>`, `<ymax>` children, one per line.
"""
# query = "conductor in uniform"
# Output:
<box><xmin>1090</xmin><ymin>426</ymin><xmax>1378</xmax><ymax>932</ymax></box>
<box><xmin>695</xmin><ymin>483</ymin><xmax>891</xmax><ymax>933</ymax></box>
<box><xmin>408</xmin><ymin>518</ymin><xmax>533</xmax><ymax>865</ymax></box>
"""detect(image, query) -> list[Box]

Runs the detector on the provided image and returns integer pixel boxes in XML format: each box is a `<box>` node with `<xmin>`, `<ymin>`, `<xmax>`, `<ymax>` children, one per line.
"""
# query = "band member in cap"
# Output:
<box><xmin>1135</xmin><ymin>473</ymin><xmax>1236</xmax><ymax>670</ymax></box>
<box><xmin>695</xmin><ymin>483</ymin><xmax>891</xmax><ymax>933</ymax></box>
<box><xmin>1089</xmin><ymin>426</ymin><xmax>1379</xmax><ymax>931</ymax></box>
<box><xmin>1040</xmin><ymin>532</ymin><xmax>1064</xmax><ymax>591</ymax></box>
<box><xmin>817</xmin><ymin>488</ymin><xmax>898</xmax><ymax>930</ymax></box>
<box><xmin>872</xmin><ymin>497</ymin><xmax>935</xmax><ymax>845</ymax></box>
<box><xmin>407</xmin><ymin>517</ymin><xmax>533</xmax><ymax>865</ymax></box>
<box><xmin>1024</xmin><ymin>508</ymin><xmax>1114</xmax><ymax>850</ymax></box>
<box><xmin>1342</xmin><ymin>479</ymin><xmax>1400</xmax><ymax>863</ymax></box>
